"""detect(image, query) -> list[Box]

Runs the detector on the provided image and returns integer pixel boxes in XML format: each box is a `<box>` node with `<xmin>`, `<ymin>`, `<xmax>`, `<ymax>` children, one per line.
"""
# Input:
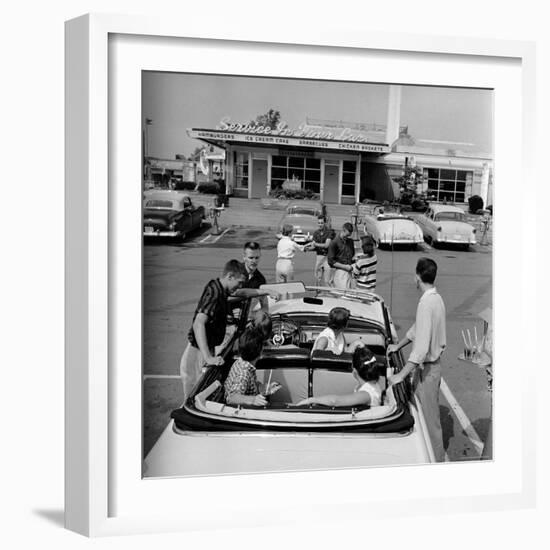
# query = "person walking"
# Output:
<box><xmin>179</xmin><ymin>259</ymin><xmax>248</xmax><ymax>400</ymax></box>
<box><xmin>327</xmin><ymin>222</ymin><xmax>355</xmax><ymax>289</ymax></box>
<box><xmin>309</xmin><ymin>216</ymin><xmax>335</xmax><ymax>286</ymax></box>
<box><xmin>387</xmin><ymin>257</ymin><xmax>446</xmax><ymax>462</ymax></box>
<box><xmin>275</xmin><ymin>224</ymin><xmax>306</xmax><ymax>283</ymax></box>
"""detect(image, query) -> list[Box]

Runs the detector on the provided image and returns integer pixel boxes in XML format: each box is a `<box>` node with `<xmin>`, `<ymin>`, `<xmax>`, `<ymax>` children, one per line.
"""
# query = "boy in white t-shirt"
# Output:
<box><xmin>275</xmin><ymin>224</ymin><xmax>306</xmax><ymax>283</ymax></box>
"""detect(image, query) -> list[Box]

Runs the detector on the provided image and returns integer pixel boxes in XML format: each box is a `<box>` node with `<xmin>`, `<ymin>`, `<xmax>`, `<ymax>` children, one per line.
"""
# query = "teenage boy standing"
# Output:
<box><xmin>179</xmin><ymin>259</ymin><xmax>248</xmax><ymax>399</ymax></box>
<box><xmin>309</xmin><ymin>216</ymin><xmax>335</xmax><ymax>286</ymax></box>
<box><xmin>327</xmin><ymin>222</ymin><xmax>355</xmax><ymax>289</ymax></box>
<box><xmin>234</xmin><ymin>241</ymin><xmax>279</xmax><ymax>310</ymax></box>
<box><xmin>387</xmin><ymin>257</ymin><xmax>446</xmax><ymax>462</ymax></box>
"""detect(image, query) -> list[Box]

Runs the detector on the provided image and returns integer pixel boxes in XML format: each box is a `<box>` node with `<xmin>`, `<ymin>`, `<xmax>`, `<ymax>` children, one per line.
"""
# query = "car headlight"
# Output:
<box><xmin>169</xmin><ymin>221</ymin><xmax>176</xmax><ymax>230</ymax></box>
<box><xmin>472</xmin><ymin>228</ymin><xmax>477</xmax><ymax>234</ymax></box>
<box><xmin>437</xmin><ymin>226</ymin><xmax>442</xmax><ymax>232</ymax></box>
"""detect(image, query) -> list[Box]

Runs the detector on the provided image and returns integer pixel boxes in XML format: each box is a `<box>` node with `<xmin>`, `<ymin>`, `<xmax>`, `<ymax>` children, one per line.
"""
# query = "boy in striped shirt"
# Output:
<box><xmin>352</xmin><ymin>235</ymin><xmax>377</xmax><ymax>291</ymax></box>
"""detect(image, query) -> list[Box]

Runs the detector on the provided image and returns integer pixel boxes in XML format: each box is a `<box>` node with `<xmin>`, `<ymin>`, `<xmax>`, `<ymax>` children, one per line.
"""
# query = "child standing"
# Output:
<box><xmin>296</xmin><ymin>347</ymin><xmax>385</xmax><ymax>407</ymax></box>
<box><xmin>352</xmin><ymin>235</ymin><xmax>377</xmax><ymax>292</ymax></box>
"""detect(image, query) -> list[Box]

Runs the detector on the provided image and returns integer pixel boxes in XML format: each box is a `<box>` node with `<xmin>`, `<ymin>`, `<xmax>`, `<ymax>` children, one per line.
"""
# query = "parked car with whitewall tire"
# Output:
<box><xmin>363</xmin><ymin>206</ymin><xmax>424</xmax><ymax>249</ymax></box>
<box><xmin>277</xmin><ymin>201</ymin><xmax>329</xmax><ymax>243</ymax></box>
<box><xmin>416</xmin><ymin>204</ymin><xmax>477</xmax><ymax>249</ymax></box>
<box><xmin>143</xmin><ymin>191</ymin><xmax>205</xmax><ymax>241</ymax></box>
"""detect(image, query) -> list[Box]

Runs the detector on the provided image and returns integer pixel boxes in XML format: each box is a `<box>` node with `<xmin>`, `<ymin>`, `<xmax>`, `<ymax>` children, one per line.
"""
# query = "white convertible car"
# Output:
<box><xmin>417</xmin><ymin>204</ymin><xmax>477</xmax><ymax>249</ymax></box>
<box><xmin>143</xmin><ymin>282</ymin><xmax>435</xmax><ymax>478</ymax></box>
<box><xmin>363</xmin><ymin>206</ymin><xmax>424</xmax><ymax>248</ymax></box>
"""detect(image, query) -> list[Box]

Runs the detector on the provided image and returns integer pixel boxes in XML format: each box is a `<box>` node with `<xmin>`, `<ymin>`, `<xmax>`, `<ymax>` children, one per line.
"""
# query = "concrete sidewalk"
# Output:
<box><xmin>190</xmin><ymin>192</ymin><xmax>360</xmax><ymax>229</ymax></box>
<box><xmin>188</xmin><ymin>191</ymin><xmax>492</xmax><ymax>245</ymax></box>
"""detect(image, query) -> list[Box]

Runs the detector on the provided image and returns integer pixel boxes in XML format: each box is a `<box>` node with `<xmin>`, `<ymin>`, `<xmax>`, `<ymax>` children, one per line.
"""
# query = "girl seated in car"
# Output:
<box><xmin>224</xmin><ymin>327</ymin><xmax>280</xmax><ymax>406</ymax></box>
<box><xmin>250</xmin><ymin>309</ymin><xmax>273</xmax><ymax>343</ymax></box>
<box><xmin>312</xmin><ymin>307</ymin><xmax>366</xmax><ymax>355</ymax></box>
<box><xmin>296</xmin><ymin>347</ymin><xmax>385</xmax><ymax>407</ymax></box>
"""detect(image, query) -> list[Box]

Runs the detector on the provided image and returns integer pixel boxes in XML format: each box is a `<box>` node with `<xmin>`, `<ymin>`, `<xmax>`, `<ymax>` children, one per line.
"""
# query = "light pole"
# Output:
<box><xmin>144</xmin><ymin>118</ymin><xmax>153</xmax><ymax>181</ymax></box>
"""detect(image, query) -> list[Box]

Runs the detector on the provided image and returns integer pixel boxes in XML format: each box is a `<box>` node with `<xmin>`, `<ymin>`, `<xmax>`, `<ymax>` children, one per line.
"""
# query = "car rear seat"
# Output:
<box><xmin>255</xmin><ymin>346</ymin><xmax>310</xmax><ymax>403</ymax></box>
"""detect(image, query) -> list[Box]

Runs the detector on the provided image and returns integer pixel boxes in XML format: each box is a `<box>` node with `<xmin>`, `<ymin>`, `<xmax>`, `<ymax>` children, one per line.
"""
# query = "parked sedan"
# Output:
<box><xmin>417</xmin><ymin>204</ymin><xmax>477</xmax><ymax>249</ymax></box>
<box><xmin>363</xmin><ymin>206</ymin><xmax>423</xmax><ymax>248</ymax></box>
<box><xmin>277</xmin><ymin>201</ymin><xmax>329</xmax><ymax>243</ymax></box>
<box><xmin>143</xmin><ymin>191</ymin><xmax>205</xmax><ymax>241</ymax></box>
<box><xmin>143</xmin><ymin>282</ymin><xmax>434</xmax><ymax>478</ymax></box>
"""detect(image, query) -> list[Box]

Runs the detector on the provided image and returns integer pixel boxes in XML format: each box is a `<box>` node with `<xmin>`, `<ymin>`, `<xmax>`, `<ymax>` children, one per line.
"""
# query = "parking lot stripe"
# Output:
<box><xmin>211</xmin><ymin>228</ymin><xmax>230</xmax><ymax>243</ymax></box>
<box><xmin>144</xmin><ymin>374</ymin><xmax>181</xmax><ymax>380</ymax></box>
<box><xmin>199</xmin><ymin>234</ymin><xmax>212</xmax><ymax>243</ymax></box>
<box><xmin>440</xmin><ymin>377</ymin><xmax>484</xmax><ymax>455</ymax></box>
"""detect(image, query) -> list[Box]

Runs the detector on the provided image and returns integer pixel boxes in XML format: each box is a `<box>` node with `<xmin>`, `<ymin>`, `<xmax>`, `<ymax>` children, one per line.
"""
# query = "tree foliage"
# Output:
<box><xmin>250</xmin><ymin>108</ymin><xmax>281</xmax><ymax>130</ymax></box>
<box><xmin>394</xmin><ymin>162</ymin><xmax>430</xmax><ymax>211</ymax></box>
<box><xmin>189</xmin><ymin>146</ymin><xmax>204</xmax><ymax>161</ymax></box>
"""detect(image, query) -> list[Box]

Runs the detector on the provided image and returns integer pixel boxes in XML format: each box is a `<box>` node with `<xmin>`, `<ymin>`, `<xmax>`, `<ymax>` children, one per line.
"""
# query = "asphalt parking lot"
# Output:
<box><xmin>143</xmin><ymin>216</ymin><xmax>492</xmax><ymax>462</ymax></box>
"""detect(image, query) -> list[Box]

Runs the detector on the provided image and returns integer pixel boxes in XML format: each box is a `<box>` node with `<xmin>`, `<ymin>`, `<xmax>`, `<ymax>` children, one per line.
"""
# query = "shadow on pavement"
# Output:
<box><xmin>440</xmin><ymin>404</ymin><xmax>454</xmax><ymax>456</ymax></box>
<box><xmin>143</xmin><ymin>223</ymin><xmax>213</xmax><ymax>247</ymax></box>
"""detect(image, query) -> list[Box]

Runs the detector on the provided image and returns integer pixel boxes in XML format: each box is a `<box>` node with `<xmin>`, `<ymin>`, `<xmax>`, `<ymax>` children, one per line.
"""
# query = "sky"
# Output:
<box><xmin>142</xmin><ymin>72</ymin><xmax>493</xmax><ymax>159</ymax></box>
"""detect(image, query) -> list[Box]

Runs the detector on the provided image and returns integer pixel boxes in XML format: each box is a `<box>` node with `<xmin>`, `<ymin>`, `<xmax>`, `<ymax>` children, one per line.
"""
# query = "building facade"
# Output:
<box><xmin>187</xmin><ymin>118</ymin><xmax>493</xmax><ymax>207</ymax></box>
<box><xmin>184</xmin><ymin>86</ymin><xmax>493</xmax><ymax>207</ymax></box>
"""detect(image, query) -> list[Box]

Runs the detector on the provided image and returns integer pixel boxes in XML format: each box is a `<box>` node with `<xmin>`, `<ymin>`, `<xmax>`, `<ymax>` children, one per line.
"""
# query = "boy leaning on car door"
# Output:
<box><xmin>387</xmin><ymin>257</ymin><xmax>446</xmax><ymax>462</ymax></box>
<box><xmin>179</xmin><ymin>260</ymin><xmax>248</xmax><ymax>400</ymax></box>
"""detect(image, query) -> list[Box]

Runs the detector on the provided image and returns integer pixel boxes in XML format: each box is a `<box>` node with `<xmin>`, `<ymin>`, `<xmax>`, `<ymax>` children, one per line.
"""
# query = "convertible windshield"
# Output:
<box><xmin>435</xmin><ymin>212</ymin><xmax>465</xmax><ymax>222</ymax></box>
<box><xmin>287</xmin><ymin>207</ymin><xmax>320</xmax><ymax>217</ymax></box>
<box><xmin>145</xmin><ymin>199</ymin><xmax>177</xmax><ymax>209</ymax></box>
<box><xmin>377</xmin><ymin>215</ymin><xmax>413</xmax><ymax>222</ymax></box>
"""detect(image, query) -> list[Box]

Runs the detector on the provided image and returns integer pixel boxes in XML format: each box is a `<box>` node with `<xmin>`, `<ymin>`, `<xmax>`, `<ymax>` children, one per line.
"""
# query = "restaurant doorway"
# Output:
<box><xmin>251</xmin><ymin>159</ymin><xmax>268</xmax><ymax>198</ymax></box>
<box><xmin>323</xmin><ymin>162</ymin><xmax>340</xmax><ymax>204</ymax></box>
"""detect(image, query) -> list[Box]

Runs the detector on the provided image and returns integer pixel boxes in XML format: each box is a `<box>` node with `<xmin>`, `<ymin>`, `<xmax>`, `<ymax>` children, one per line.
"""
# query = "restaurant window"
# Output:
<box><xmin>341</xmin><ymin>160</ymin><xmax>357</xmax><ymax>197</ymax></box>
<box><xmin>426</xmin><ymin>168</ymin><xmax>471</xmax><ymax>203</ymax></box>
<box><xmin>234</xmin><ymin>152</ymin><xmax>249</xmax><ymax>188</ymax></box>
<box><xmin>271</xmin><ymin>155</ymin><xmax>321</xmax><ymax>194</ymax></box>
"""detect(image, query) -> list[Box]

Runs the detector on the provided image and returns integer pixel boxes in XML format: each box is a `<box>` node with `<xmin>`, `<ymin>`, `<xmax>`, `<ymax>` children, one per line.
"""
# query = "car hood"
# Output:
<box><xmin>143</xmin><ymin>209</ymin><xmax>177</xmax><ymax>223</ymax></box>
<box><xmin>280</xmin><ymin>215</ymin><xmax>318</xmax><ymax>231</ymax></box>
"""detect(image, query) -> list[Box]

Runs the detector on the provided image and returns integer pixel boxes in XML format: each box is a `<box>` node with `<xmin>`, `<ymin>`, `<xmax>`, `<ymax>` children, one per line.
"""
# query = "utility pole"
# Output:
<box><xmin>144</xmin><ymin>118</ymin><xmax>153</xmax><ymax>182</ymax></box>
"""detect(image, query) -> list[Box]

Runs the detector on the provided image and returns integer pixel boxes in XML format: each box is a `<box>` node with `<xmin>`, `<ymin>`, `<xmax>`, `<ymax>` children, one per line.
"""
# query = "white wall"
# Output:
<box><xmin>3</xmin><ymin>1</ymin><xmax>547</xmax><ymax>549</ymax></box>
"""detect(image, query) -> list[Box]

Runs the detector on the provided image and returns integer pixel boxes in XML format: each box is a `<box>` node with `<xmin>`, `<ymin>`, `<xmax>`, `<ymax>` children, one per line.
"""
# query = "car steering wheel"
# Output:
<box><xmin>270</xmin><ymin>314</ymin><xmax>301</xmax><ymax>347</ymax></box>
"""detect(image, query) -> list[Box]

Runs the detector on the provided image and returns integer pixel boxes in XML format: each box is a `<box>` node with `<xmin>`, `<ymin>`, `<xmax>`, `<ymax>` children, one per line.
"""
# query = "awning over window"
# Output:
<box><xmin>362</xmin><ymin>163</ymin><xmax>399</xmax><ymax>202</ymax></box>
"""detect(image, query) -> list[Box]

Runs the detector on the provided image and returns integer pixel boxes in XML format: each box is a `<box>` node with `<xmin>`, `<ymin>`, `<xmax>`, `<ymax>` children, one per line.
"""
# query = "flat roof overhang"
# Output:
<box><xmin>187</xmin><ymin>128</ymin><xmax>390</xmax><ymax>155</ymax></box>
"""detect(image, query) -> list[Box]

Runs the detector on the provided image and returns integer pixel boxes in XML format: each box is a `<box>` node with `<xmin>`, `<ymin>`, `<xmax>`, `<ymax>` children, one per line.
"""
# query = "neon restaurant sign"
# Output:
<box><xmin>186</xmin><ymin>117</ymin><xmax>390</xmax><ymax>153</ymax></box>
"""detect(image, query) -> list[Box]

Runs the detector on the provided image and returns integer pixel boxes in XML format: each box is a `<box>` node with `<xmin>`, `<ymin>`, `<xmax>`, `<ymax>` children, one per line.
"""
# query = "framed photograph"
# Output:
<box><xmin>65</xmin><ymin>13</ymin><xmax>536</xmax><ymax>536</ymax></box>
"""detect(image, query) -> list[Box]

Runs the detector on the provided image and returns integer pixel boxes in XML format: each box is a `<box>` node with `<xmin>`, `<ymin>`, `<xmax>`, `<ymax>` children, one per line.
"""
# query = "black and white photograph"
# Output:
<box><xmin>5</xmin><ymin>0</ymin><xmax>547</xmax><ymax>545</ymax></box>
<box><xmin>141</xmin><ymin>72</ymin><xmax>494</xmax><ymax>478</ymax></box>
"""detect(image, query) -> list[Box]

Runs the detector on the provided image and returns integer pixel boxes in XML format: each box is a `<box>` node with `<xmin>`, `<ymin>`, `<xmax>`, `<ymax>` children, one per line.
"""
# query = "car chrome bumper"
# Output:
<box><xmin>143</xmin><ymin>230</ymin><xmax>182</xmax><ymax>238</ymax></box>
<box><xmin>436</xmin><ymin>238</ymin><xmax>476</xmax><ymax>244</ymax></box>
<box><xmin>380</xmin><ymin>238</ymin><xmax>422</xmax><ymax>244</ymax></box>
